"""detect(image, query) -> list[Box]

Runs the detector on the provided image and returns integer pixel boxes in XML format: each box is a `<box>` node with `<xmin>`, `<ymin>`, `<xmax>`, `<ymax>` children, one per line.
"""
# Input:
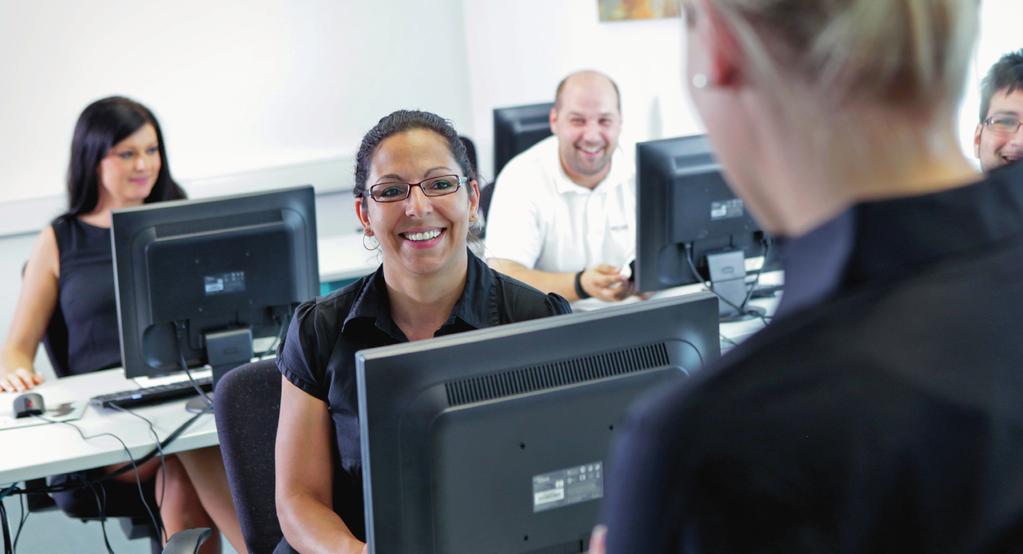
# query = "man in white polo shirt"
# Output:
<box><xmin>485</xmin><ymin>70</ymin><xmax>635</xmax><ymax>304</ymax></box>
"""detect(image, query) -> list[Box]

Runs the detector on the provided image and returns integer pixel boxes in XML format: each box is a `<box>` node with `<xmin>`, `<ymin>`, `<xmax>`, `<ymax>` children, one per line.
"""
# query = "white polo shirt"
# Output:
<box><xmin>484</xmin><ymin>135</ymin><xmax>636</xmax><ymax>274</ymax></box>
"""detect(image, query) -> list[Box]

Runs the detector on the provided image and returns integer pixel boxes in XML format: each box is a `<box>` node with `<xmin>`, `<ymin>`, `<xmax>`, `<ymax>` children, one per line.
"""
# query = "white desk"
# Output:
<box><xmin>1</xmin><ymin>253</ymin><xmax>781</xmax><ymax>486</ymax></box>
<box><xmin>0</xmin><ymin>369</ymin><xmax>218</xmax><ymax>485</ymax></box>
<box><xmin>573</xmin><ymin>270</ymin><xmax>784</xmax><ymax>350</ymax></box>
<box><xmin>318</xmin><ymin>233</ymin><xmax>379</xmax><ymax>283</ymax></box>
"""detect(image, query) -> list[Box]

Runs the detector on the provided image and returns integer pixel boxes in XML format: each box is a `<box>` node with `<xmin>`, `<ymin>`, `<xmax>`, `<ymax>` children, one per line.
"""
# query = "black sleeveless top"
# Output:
<box><xmin>52</xmin><ymin>216</ymin><xmax>121</xmax><ymax>375</ymax></box>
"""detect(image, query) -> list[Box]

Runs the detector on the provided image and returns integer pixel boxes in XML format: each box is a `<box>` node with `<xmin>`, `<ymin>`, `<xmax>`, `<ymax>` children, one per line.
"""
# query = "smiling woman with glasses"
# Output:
<box><xmin>272</xmin><ymin>109</ymin><xmax>571</xmax><ymax>554</ymax></box>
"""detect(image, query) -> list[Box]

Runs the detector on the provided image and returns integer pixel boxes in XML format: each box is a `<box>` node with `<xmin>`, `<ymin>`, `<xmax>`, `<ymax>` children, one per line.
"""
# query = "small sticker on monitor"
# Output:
<box><xmin>710</xmin><ymin>198</ymin><xmax>744</xmax><ymax>220</ymax></box>
<box><xmin>532</xmin><ymin>461</ymin><xmax>603</xmax><ymax>513</ymax></box>
<box><xmin>204</xmin><ymin>271</ymin><xmax>246</xmax><ymax>296</ymax></box>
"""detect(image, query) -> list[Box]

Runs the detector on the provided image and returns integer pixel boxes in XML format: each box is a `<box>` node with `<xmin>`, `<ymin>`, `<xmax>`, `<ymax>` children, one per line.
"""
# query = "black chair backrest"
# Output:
<box><xmin>213</xmin><ymin>359</ymin><xmax>283</xmax><ymax>553</ymax></box>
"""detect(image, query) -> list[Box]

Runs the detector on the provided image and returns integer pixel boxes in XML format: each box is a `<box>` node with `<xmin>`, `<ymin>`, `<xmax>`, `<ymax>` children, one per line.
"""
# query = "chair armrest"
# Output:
<box><xmin>162</xmin><ymin>527</ymin><xmax>211</xmax><ymax>554</ymax></box>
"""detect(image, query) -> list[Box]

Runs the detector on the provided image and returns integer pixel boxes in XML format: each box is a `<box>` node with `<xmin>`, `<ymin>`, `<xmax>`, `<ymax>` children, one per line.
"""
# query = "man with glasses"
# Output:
<box><xmin>485</xmin><ymin>70</ymin><xmax>636</xmax><ymax>306</ymax></box>
<box><xmin>975</xmin><ymin>49</ymin><xmax>1023</xmax><ymax>171</ymax></box>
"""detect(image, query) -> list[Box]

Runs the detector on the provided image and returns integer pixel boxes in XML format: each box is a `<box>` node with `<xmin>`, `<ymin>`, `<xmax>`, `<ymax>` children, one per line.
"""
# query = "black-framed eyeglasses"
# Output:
<box><xmin>983</xmin><ymin>116</ymin><xmax>1023</xmax><ymax>135</ymax></box>
<box><xmin>367</xmin><ymin>175</ymin><xmax>466</xmax><ymax>203</ymax></box>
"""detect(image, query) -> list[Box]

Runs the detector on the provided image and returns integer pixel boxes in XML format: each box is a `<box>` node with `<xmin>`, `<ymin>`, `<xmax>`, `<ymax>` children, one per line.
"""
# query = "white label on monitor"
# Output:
<box><xmin>204</xmin><ymin>271</ymin><xmax>246</xmax><ymax>296</ymax></box>
<box><xmin>710</xmin><ymin>198</ymin><xmax>744</xmax><ymax>220</ymax></box>
<box><xmin>532</xmin><ymin>461</ymin><xmax>603</xmax><ymax>513</ymax></box>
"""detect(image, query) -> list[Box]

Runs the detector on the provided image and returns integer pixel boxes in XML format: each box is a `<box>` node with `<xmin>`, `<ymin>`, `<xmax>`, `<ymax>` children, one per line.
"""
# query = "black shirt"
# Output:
<box><xmin>603</xmin><ymin>163</ymin><xmax>1023</xmax><ymax>553</ymax></box>
<box><xmin>52</xmin><ymin>216</ymin><xmax>121</xmax><ymax>376</ymax></box>
<box><xmin>276</xmin><ymin>251</ymin><xmax>570</xmax><ymax>542</ymax></box>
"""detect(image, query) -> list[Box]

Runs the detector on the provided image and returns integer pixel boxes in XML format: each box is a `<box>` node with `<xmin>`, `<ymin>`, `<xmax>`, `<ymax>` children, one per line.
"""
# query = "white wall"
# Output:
<box><xmin>3</xmin><ymin>0</ymin><xmax>1016</xmax><ymax>226</ymax></box>
<box><xmin>460</xmin><ymin>0</ymin><xmax>704</xmax><ymax>181</ymax></box>
<box><xmin>957</xmin><ymin>0</ymin><xmax>1021</xmax><ymax>164</ymax></box>
<box><xmin>462</xmin><ymin>0</ymin><xmax>1020</xmax><ymax>179</ymax></box>
<box><xmin>0</xmin><ymin>0</ymin><xmax>473</xmax><ymax>231</ymax></box>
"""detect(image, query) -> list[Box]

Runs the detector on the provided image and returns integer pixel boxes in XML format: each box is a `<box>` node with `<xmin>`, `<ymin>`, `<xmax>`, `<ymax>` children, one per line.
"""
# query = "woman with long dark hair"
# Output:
<box><xmin>0</xmin><ymin>97</ymin><xmax>241</xmax><ymax>553</ymax></box>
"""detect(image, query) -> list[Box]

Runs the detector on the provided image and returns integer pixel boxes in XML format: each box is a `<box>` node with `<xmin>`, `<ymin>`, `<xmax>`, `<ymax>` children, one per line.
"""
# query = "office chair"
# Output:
<box><xmin>19</xmin><ymin>262</ymin><xmax>164</xmax><ymax>554</ymax></box>
<box><xmin>213</xmin><ymin>358</ymin><xmax>284</xmax><ymax>553</ymax></box>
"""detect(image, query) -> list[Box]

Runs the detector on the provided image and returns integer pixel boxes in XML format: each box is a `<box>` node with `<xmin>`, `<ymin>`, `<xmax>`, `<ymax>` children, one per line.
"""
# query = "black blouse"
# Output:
<box><xmin>276</xmin><ymin>250</ymin><xmax>570</xmax><ymax>541</ymax></box>
<box><xmin>52</xmin><ymin>216</ymin><xmax>121</xmax><ymax>376</ymax></box>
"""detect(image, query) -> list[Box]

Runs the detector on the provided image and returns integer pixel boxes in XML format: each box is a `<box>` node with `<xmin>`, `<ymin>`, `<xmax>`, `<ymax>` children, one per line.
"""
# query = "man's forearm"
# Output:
<box><xmin>488</xmin><ymin>259</ymin><xmax>579</xmax><ymax>300</ymax></box>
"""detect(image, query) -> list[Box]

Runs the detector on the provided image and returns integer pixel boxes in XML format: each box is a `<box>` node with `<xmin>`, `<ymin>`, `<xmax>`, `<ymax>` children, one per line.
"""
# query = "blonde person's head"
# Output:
<box><xmin>685</xmin><ymin>0</ymin><xmax>977</xmax><ymax>117</ymax></box>
<box><xmin>681</xmin><ymin>0</ymin><xmax>979</xmax><ymax>234</ymax></box>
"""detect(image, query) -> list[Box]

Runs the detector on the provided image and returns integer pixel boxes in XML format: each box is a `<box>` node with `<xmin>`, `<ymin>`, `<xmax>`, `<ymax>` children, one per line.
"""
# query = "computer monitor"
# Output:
<box><xmin>357</xmin><ymin>293</ymin><xmax>720</xmax><ymax>554</ymax></box>
<box><xmin>111</xmin><ymin>185</ymin><xmax>319</xmax><ymax>385</ymax></box>
<box><xmin>493</xmin><ymin>102</ymin><xmax>554</xmax><ymax>178</ymax></box>
<box><xmin>634</xmin><ymin>135</ymin><xmax>774</xmax><ymax>319</ymax></box>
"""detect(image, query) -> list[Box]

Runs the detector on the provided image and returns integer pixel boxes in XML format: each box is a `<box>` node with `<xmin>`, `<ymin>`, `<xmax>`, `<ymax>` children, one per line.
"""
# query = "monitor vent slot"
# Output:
<box><xmin>445</xmin><ymin>342</ymin><xmax>670</xmax><ymax>406</ymax></box>
<box><xmin>671</xmin><ymin>152</ymin><xmax>716</xmax><ymax>170</ymax></box>
<box><xmin>155</xmin><ymin>210</ymin><xmax>281</xmax><ymax>238</ymax></box>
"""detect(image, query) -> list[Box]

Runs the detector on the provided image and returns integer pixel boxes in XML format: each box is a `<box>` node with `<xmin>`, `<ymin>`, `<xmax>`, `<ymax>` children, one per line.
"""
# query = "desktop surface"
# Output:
<box><xmin>0</xmin><ymin>368</ymin><xmax>219</xmax><ymax>485</ymax></box>
<box><xmin>573</xmin><ymin>269</ymin><xmax>784</xmax><ymax>349</ymax></box>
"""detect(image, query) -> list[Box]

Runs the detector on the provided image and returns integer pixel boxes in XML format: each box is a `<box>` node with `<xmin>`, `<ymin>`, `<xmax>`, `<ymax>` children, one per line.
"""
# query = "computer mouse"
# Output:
<box><xmin>13</xmin><ymin>392</ymin><xmax>45</xmax><ymax>418</ymax></box>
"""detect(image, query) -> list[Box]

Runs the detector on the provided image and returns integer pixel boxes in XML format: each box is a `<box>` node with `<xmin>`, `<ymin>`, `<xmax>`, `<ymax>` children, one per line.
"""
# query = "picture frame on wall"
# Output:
<box><xmin>597</xmin><ymin>0</ymin><xmax>681</xmax><ymax>22</ymax></box>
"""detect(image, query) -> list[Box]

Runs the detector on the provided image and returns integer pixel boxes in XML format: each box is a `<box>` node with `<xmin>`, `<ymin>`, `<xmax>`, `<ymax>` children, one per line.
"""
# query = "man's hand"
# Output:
<box><xmin>0</xmin><ymin>368</ymin><xmax>44</xmax><ymax>393</ymax></box>
<box><xmin>580</xmin><ymin>265</ymin><xmax>632</xmax><ymax>302</ymax></box>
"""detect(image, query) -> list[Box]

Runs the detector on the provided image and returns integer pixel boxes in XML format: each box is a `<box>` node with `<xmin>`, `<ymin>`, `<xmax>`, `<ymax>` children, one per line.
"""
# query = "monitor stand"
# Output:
<box><xmin>184</xmin><ymin>328</ymin><xmax>255</xmax><ymax>413</ymax></box>
<box><xmin>707</xmin><ymin>250</ymin><xmax>766</xmax><ymax>323</ymax></box>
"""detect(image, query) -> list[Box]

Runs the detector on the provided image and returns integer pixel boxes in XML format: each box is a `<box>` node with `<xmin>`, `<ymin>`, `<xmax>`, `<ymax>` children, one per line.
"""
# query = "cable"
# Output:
<box><xmin>87</xmin><ymin>481</ymin><xmax>115</xmax><ymax>554</ymax></box>
<box><xmin>173</xmin><ymin>321</ymin><xmax>214</xmax><ymax>409</ymax></box>
<box><xmin>684</xmin><ymin>246</ymin><xmax>747</xmax><ymax>315</ymax></box>
<box><xmin>107</xmin><ymin>405</ymin><xmax>169</xmax><ymax>543</ymax></box>
<box><xmin>32</xmin><ymin>415</ymin><xmax>162</xmax><ymax>542</ymax></box>
<box><xmin>1</xmin><ymin>492</ymin><xmax>12</xmax><ymax>554</ymax></box>
<box><xmin>684</xmin><ymin>241</ymin><xmax>773</xmax><ymax>326</ymax></box>
<box><xmin>0</xmin><ymin>404</ymin><xmax>209</xmax><ymax>553</ymax></box>
<box><xmin>257</xmin><ymin>312</ymin><xmax>289</xmax><ymax>358</ymax></box>
<box><xmin>2</xmin><ymin>409</ymin><xmax>208</xmax><ymax>500</ymax></box>
<box><xmin>11</xmin><ymin>493</ymin><xmax>27</xmax><ymax>553</ymax></box>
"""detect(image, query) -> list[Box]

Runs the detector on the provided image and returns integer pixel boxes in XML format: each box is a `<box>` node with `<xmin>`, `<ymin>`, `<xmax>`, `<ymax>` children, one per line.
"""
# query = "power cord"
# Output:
<box><xmin>0</xmin><ymin>405</ymin><xmax>206</xmax><ymax>553</ymax></box>
<box><xmin>1</xmin><ymin>490</ymin><xmax>12</xmax><ymax>554</ymax></box>
<box><xmin>87</xmin><ymin>481</ymin><xmax>115</xmax><ymax>554</ymax></box>
<box><xmin>257</xmin><ymin>312</ymin><xmax>290</xmax><ymax>359</ymax></box>
<box><xmin>107</xmin><ymin>405</ymin><xmax>169</xmax><ymax>543</ymax></box>
<box><xmin>32</xmin><ymin>415</ymin><xmax>162</xmax><ymax>549</ymax></box>
<box><xmin>11</xmin><ymin>494</ymin><xmax>26</xmax><ymax>554</ymax></box>
<box><xmin>684</xmin><ymin>239</ymin><xmax>774</xmax><ymax>327</ymax></box>
<box><xmin>173</xmin><ymin>321</ymin><xmax>213</xmax><ymax>408</ymax></box>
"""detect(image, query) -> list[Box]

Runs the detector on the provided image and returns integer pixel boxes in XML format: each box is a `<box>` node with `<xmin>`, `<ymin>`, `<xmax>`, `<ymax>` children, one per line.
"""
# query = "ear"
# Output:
<box><xmin>354</xmin><ymin>197</ymin><xmax>373</xmax><ymax>235</ymax></box>
<box><xmin>694</xmin><ymin>0</ymin><xmax>743</xmax><ymax>89</ymax></box>
<box><xmin>973</xmin><ymin>123</ymin><xmax>983</xmax><ymax>159</ymax></box>
<box><xmin>549</xmin><ymin>107</ymin><xmax>558</xmax><ymax>134</ymax></box>
<box><xmin>468</xmin><ymin>179</ymin><xmax>481</xmax><ymax>221</ymax></box>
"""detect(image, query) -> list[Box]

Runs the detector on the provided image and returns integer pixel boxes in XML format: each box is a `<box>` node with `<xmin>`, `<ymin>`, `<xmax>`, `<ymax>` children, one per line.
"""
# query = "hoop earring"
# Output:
<box><xmin>691</xmin><ymin>73</ymin><xmax>709</xmax><ymax>89</ymax></box>
<box><xmin>362</xmin><ymin>233</ymin><xmax>379</xmax><ymax>251</ymax></box>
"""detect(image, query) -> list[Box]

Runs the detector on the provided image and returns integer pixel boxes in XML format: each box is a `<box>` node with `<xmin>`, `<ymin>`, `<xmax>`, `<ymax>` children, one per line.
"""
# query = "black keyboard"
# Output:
<box><xmin>90</xmin><ymin>376</ymin><xmax>213</xmax><ymax>409</ymax></box>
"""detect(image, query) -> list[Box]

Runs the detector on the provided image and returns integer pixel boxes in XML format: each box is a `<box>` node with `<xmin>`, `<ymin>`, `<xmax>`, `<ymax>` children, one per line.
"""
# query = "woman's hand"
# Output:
<box><xmin>0</xmin><ymin>368</ymin><xmax>44</xmax><ymax>392</ymax></box>
<box><xmin>588</xmin><ymin>524</ymin><xmax>607</xmax><ymax>554</ymax></box>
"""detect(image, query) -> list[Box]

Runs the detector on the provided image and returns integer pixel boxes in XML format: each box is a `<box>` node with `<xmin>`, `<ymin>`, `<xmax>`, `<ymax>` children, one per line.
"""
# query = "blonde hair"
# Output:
<box><xmin>706</xmin><ymin>0</ymin><xmax>978</xmax><ymax>115</ymax></box>
<box><xmin>687</xmin><ymin>0</ymin><xmax>979</xmax><ymax>179</ymax></box>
